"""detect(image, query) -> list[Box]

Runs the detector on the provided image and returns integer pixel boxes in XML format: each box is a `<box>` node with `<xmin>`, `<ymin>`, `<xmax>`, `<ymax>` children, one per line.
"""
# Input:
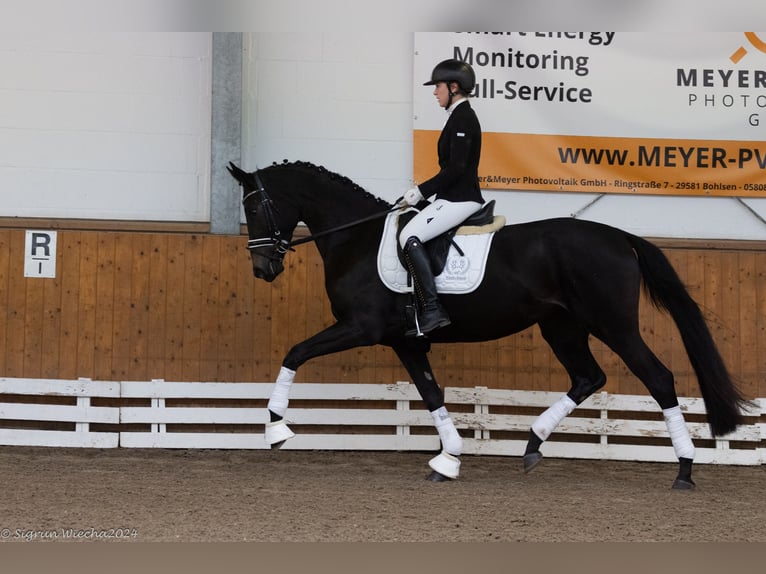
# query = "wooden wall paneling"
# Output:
<box><xmin>164</xmin><ymin>234</ymin><xmax>186</xmax><ymax>381</ymax></box>
<box><xmin>514</xmin><ymin>328</ymin><xmax>535</xmax><ymax>392</ymax></box>
<box><xmin>22</xmin><ymin>272</ymin><xmax>43</xmax><ymax>378</ymax></box>
<box><xmin>704</xmin><ymin>249</ymin><xmax>724</xmax><ymax>360</ymax></box>
<box><xmin>57</xmin><ymin>233</ymin><xmax>80</xmax><ymax>379</ymax></box>
<box><xmin>433</xmin><ymin>342</ymin><xmax>456</xmax><ymax>388</ymax></box>
<box><xmin>252</xmin><ymin>253</ymin><xmax>275</xmax><ymax>382</ymax></box>
<box><xmin>147</xmin><ymin>234</ymin><xmax>169</xmax><ymax>379</ymax></box>
<box><xmin>1</xmin><ymin>230</ymin><xmax>764</xmax><ymax>401</ymax></box>
<box><xmin>460</xmin><ymin>339</ymin><xmax>483</xmax><ymax>390</ymax></box>
<box><xmin>76</xmin><ymin>232</ymin><xmax>98</xmax><ymax>378</ymax></box>
<box><xmin>40</xmin><ymin>250</ymin><xmax>62</xmax><ymax>379</ymax></box>
<box><xmin>530</xmin><ymin>326</ymin><xmax>553</xmax><ymax>392</ymax></box>
<box><xmin>93</xmin><ymin>234</ymin><xmax>116</xmax><ymax>378</ymax></box>
<box><xmin>737</xmin><ymin>251</ymin><xmax>758</xmax><ymax>400</ymax></box>
<box><xmin>372</xmin><ymin>345</ymin><xmax>403</xmax><ymax>386</ymax></box>
<box><xmin>704</xmin><ymin>250</ymin><xmax>738</xmax><ymax>404</ymax></box>
<box><xmin>111</xmin><ymin>234</ymin><xmax>133</xmax><ymax>379</ymax></box>
<box><xmin>6</xmin><ymin>231</ymin><xmax>27</xmax><ymax>376</ymax></box>
<box><xmin>352</xmin><ymin>345</ymin><xmax>374</xmax><ymax>385</ymax></box>
<box><xmin>755</xmin><ymin>253</ymin><xmax>766</xmax><ymax>400</ymax></box>
<box><xmin>484</xmin><ymin>340</ymin><xmax>503</xmax><ymax>389</ymax></box>
<box><xmin>481</xmin><ymin>340</ymin><xmax>498</xmax><ymax>389</ymax></box>
<box><xmin>199</xmin><ymin>235</ymin><xmax>222</xmax><ymax>381</ymax></box>
<box><xmin>127</xmin><ymin>234</ymin><xmax>151</xmax><ymax>381</ymax></box>
<box><xmin>496</xmin><ymin>335</ymin><xmax>518</xmax><ymax>390</ymax></box>
<box><xmin>719</xmin><ymin>251</ymin><xmax>741</xmax><ymax>393</ymax></box>
<box><xmin>181</xmin><ymin>235</ymin><xmax>203</xmax><ymax>381</ymax></box>
<box><xmin>23</xmin><ymin>246</ymin><xmax>45</xmax><ymax>378</ymax></box>
<box><xmin>216</xmin><ymin>237</ymin><xmax>242</xmax><ymax>383</ymax></box>
<box><xmin>478</xmin><ymin>340</ymin><xmax>499</xmax><ymax>390</ymax></box>
<box><xmin>0</xmin><ymin>231</ymin><xmax>10</xmax><ymax>375</ymax></box>
<box><xmin>233</xmin><ymin>239</ymin><xmax>258</xmax><ymax>382</ymax></box>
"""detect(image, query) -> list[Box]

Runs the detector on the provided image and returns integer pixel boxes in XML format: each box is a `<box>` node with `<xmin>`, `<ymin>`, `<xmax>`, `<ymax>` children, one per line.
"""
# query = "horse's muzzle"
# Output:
<box><xmin>252</xmin><ymin>259</ymin><xmax>283</xmax><ymax>282</ymax></box>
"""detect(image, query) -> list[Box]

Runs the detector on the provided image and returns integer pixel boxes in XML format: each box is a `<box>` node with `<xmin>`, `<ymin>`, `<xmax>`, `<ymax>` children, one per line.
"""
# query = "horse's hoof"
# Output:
<box><xmin>522</xmin><ymin>452</ymin><xmax>543</xmax><ymax>473</ymax></box>
<box><xmin>428</xmin><ymin>451</ymin><xmax>460</xmax><ymax>479</ymax></box>
<box><xmin>426</xmin><ymin>470</ymin><xmax>452</xmax><ymax>482</ymax></box>
<box><xmin>265</xmin><ymin>420</ymin><xmax>295</xmax><ymax>448</ymax></box>
<box><xmin>672</xmin><ymin>478</ymin><xmax>696</xmax><ymax>490</ymax></box>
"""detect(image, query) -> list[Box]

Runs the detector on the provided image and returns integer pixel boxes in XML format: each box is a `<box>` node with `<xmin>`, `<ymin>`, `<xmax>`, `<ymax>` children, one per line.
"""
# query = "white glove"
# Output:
<box><xmin>403</xmin><ymin>187</ymin><xmax>424</xmax><ymax>206</ymax></box>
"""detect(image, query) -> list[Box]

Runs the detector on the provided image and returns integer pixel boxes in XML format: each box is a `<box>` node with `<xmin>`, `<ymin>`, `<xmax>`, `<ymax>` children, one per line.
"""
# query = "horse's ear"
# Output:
<box><xmin>227</xmin><ymin>162</ymin><xmax>248</xmax><ymax>186</ymax></box>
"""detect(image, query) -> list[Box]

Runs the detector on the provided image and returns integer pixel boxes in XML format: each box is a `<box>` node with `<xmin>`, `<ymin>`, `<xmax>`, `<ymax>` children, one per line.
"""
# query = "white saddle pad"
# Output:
<box><xmin>376</xmin><ymin>210</ymin><xmax>501</xmax><ymax>294</ymax></box>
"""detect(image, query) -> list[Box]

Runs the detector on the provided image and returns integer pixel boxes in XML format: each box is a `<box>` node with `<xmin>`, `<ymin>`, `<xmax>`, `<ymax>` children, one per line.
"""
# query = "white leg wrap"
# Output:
<box><xmin>431</xmin><ymin>406</ymin><xmax>463</xmax><ymax>456</ymax></box>
<box><xmin>663</xmin><ymin>405</ymin><xmax>695</xmax><ymax>460</ymax></box>
<box><xmin>429</xmin><ymin>451</ymin><xmax>461</xmax><ymax>479</ymax></box>
<box><xmin>267</xmin><ymin>366</ymin><xmax>296</xmax><ymax>417</ymax></box>
<box><xmin>531</xmin><ymin>395</ymin><xmax>577</xmax><ymax>441</ymax></box>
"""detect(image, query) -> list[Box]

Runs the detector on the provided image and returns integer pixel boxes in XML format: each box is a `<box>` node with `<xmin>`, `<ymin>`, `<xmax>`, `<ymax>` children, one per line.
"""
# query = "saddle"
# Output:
<box><xmin>396</xmin><ymin>200</ymin><xmax>497</xmax><ymax>275</ymax></box>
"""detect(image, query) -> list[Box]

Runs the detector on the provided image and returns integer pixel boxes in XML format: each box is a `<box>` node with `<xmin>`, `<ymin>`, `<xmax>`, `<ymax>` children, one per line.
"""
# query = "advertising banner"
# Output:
<box><xmin>414</xmin><ymin>33</ymin><xmax>766</xmax><ymax>196</ymax></box>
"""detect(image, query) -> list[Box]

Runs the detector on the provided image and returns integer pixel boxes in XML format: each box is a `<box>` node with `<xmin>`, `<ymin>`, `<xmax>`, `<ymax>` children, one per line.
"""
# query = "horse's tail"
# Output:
<box><xmin>625</xmin><ymin>234</ymin><xmax>750</xmax><ymax>436</ymax></box>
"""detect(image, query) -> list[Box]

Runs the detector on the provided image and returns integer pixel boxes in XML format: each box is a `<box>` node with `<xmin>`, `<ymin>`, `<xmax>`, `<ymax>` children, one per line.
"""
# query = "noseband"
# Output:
<box><xmin>242</xmin><ymin>172</ymin><xmax>292</xmax><ymax>262</ymax></box>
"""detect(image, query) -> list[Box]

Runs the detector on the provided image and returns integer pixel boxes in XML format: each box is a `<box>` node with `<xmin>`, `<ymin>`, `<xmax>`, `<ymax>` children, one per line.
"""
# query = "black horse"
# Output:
<box><xmin>228</xmin><ymin>160</ymin><xmax>749</xmax><ymax>488</ymax></box>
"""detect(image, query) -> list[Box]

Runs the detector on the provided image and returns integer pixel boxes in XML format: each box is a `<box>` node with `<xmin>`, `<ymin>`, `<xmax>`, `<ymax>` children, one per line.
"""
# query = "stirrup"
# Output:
<box><xmin>405</xmin><ymin>308</ymin><xmax>450</xmax><ymax>337</ymax></box>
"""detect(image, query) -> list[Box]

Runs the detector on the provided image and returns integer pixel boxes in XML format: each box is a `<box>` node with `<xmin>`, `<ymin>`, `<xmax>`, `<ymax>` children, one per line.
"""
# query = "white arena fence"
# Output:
<box><xmin>1</xmin><ymin>377</ymin><xmax>763</xmax><ymax>465</ymax></box>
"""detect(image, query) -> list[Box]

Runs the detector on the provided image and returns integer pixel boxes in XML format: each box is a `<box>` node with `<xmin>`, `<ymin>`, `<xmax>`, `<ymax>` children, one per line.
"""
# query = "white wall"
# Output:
<box><xmin>243</xmin><ymin>32</ymin><xmax>766</xmax><ymax>241</ymax></box>
<box><xmin>242</xmin><ymin>32</ymin><xmax>415</xmax><ymax>202</ymax></box>
<box><xmin>3</xmin><ymin>30</ymin><xmax>764</xmax><ymax>239</ymax></box>
<box><xmin>0</xmin><ymin>32</ymin><xmax>212</xmax><ymax>222</ymax></box>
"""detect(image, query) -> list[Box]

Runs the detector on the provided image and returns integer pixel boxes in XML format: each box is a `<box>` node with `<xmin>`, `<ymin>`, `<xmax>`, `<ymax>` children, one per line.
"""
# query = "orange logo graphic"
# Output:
<box><xmin>730</xmin><ymin>32</ymin><xmax>766</xmax><ymax>63</ymax></box>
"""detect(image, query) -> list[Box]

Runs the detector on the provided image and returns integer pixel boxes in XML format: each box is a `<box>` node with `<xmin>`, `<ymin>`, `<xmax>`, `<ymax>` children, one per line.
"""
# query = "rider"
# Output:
<box><xmin>400</xmin><ymin>58</ymin><xmax>485</xmax><ymax>336</ymax></box>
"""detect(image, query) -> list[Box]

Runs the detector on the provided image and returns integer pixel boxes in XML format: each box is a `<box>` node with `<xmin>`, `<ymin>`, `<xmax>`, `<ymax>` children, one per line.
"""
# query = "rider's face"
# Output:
<box><xmin>433</xmin><ymin>81</ymin><xmax>456</xmax><ymax>108</ymax></box>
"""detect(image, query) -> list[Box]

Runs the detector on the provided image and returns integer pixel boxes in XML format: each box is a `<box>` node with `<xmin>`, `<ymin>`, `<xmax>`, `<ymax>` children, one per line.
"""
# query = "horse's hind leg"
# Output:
<box><xmin>606</xmin><ymin>334</ymin><xmax>696</xmax><ymax>490</ymax></box>
<box><xmin>523</xmin><ymin>314</ymin><xmax>607</xmax><ymax>473</ymax></box>
<box><xmin>393</xmin><ymin>343</ymin><xmax>462</xmax><ymax>481</ymax></box>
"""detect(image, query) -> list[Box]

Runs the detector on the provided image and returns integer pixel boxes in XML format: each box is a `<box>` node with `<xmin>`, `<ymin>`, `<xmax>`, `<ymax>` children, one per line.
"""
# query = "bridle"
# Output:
<box><xmin>241</xmin><ymin>172</ymin><xmax>292</xmax><ymax>264</ymax></box>
<box><xmin>242</xmin><ymin>170</ymin><xmax>405</xmax><ymax>264</ymax></box>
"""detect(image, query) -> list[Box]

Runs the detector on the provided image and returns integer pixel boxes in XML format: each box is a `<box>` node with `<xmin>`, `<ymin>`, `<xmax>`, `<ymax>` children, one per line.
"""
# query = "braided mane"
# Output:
<box><xmin>267</xmin><ymin>160</ymin><xmax>392</xmax><ymax>209</ymax></box>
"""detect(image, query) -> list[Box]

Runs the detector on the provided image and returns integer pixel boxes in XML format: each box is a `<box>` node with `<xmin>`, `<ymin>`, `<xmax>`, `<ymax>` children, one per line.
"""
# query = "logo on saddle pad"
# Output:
<box><xmin>377</xmin><ymin>210</ymin><xmax>502</xmax><ymax>295</ymax></box>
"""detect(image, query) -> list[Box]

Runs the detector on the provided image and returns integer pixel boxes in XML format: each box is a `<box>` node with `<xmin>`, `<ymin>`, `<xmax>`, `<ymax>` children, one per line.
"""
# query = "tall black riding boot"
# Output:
<box><xmin>403</xmin><ymin>236</ymin><xmax>451</xmax><ymax>336</ymax></box>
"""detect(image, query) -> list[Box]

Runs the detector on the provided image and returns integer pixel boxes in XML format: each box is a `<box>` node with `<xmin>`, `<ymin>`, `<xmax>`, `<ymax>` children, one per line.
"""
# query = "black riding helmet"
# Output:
<box><xmin>423</xmin><ymin>59</ymin><xmax>476</xmax><ymax>96</ymax></box>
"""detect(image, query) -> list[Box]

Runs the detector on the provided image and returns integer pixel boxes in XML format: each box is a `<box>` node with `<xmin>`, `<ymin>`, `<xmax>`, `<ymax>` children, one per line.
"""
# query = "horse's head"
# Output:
<box><xmin>227</xmin><ymin>162</ymin><xmax>296</xmax><ymax>282</ymax></box>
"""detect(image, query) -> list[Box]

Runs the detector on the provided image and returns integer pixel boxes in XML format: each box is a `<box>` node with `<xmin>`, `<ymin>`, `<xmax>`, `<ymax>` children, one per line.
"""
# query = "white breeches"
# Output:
<box><xmin>399</xmin><ymin>199</ymin><xmax>483</xmax><ymax>249</ymax></box>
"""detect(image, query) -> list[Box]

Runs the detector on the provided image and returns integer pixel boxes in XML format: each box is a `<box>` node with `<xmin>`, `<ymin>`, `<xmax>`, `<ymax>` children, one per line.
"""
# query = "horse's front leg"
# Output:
<box><xmin>393</xmin><ymin>344</ymin><xmax>462</xmax><ymax>481</ymax></box>
<box><xmin>265</xmin><ymin>321</ymin><xmax>372</xmax><ymax>448</ymax></box>
<box><xmin>264</xmin><ymin>365</ymin><xmax>298</xmax><ymax>448</ymax></box>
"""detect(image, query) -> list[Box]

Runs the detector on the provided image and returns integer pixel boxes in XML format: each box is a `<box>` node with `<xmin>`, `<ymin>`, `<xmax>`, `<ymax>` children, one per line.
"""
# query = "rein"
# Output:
<box><xmin>289</xmin><ymin>204</ymin><xmax>403</xmax><ymax>247</ymax></box>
